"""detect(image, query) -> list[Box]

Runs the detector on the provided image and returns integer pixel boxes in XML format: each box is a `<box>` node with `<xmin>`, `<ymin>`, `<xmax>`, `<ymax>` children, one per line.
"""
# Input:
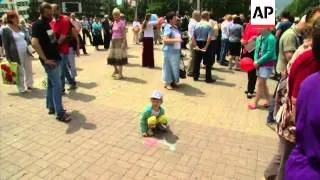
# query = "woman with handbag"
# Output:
<box><xmin>107</xmin><ymin>8</ymin><xmax>128</xmax><ymax>80</ymax></box>
<box><xmin>2</xmin><ymin>11</ymin><xmax>33</xmax><ymax>93</ymax></box>
<box><xmin>142</xmin><ymin>14</ymin><xmax>157</xmax><ymax>68</ymax></box>
<box><xmin>162</xmin><ymin>11</ymin><xmax>182</xmax><ymax>90</ymax></box>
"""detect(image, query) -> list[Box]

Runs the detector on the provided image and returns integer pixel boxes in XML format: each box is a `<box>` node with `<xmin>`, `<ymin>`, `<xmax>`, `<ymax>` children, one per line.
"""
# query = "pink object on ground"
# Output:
<box><xmin>143</xmin><ymin>138</ymin><xmax>159</xmax><ymax>147</ymax></box>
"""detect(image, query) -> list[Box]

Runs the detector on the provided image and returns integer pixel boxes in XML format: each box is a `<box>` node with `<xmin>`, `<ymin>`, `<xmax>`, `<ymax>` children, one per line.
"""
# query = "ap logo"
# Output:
<box><xmin>251</xmin><ymin>0</ymin><xmax>275</xmax><ymax>27</ymax></box>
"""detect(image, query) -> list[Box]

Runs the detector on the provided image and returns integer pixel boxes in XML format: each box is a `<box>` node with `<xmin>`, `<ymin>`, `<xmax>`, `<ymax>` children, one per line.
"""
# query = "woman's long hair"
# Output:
<box><xmin>312</xmin><ymin>17</ymin><xmax>320</xmax><ymax>61</ymax></box>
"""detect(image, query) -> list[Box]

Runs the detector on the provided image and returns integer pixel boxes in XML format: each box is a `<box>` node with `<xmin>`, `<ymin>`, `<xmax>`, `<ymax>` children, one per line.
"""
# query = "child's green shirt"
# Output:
<box><xmin>140</xmin><ymin>104</ymin><xmax>165</xmax><ymax>133</ymax></box>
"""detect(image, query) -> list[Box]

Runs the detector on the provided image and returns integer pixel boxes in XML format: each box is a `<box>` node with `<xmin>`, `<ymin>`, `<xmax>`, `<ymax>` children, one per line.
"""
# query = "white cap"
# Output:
<box><xmin>150</xmin><ymin>90</ymin><xmax>163</xmax><ymax>100</ymax></box>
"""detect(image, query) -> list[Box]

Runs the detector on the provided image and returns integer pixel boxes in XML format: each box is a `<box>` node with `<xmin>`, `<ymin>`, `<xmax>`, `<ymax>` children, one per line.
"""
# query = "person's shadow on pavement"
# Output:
<box><xmin>67</xmin><ymin>91</ymin><xmax>96</xmax><ymax>102</ymax></box>
<box><xmin>77</xmin><ymin>82</ymin><xmax>98</xmax><ymax>89</ymax></box>
<box><xmin>153</xmin><ymin>129</ymin><xmax>179</xmax><ymax>144</ymax></box>
<box><xmin>66</xmin><ymin>110</ymin><xmax>97</xmax><ymax>134</ymax></box>
<box><xmin>8</xmin><ymin>88</ymin><xmax>45</xmax><ymax>99</ymax></box>
<box><xmin>120</xmin><ymin>77</ymin><xmax>147</xmax><ymax>84</ymax></box>
<box><xmin>175</xmin><ymin>83</ymin><xmax>205</xmax><ymax>97</ymax></box>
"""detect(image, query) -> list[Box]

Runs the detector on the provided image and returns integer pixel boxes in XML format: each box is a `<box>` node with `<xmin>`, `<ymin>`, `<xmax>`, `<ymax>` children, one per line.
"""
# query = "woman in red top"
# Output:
<box><xmin>240</xmin><ymin>21</ymin><xmax>260</xmax><ymax>99</ymax></box>
<box><xmin>288</xmin><ymin>16</ymin><xmax>320</xmax><ymax>116</ymax></box>
<box><xmin>289</xmin><ymin>49</ymin><xmax>320</xmax><ymax>104</ymax></box>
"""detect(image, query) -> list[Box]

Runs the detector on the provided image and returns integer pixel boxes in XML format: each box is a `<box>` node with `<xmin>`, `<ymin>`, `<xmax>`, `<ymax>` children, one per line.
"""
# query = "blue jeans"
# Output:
<box><xmin>162</xmin><ymin>49</ymin><xmax>180</xmax><ymax>84</ymax></box>
<box><xmin>257</xmin><ymin>66</ymin><xmax>273</xmax><ymax>79</ymax></box>
<box><xmin>60</xmin><ymin>53</ymin><xmax>76</xmax><ymax>91</ymax></box>
<box><xmin>219</xmin><ymin>38</ymin><xmax>229</xmax><ymax>62</ymax></box>
<box><xmin>68</xmin><ymin>48</ymin><xmax>77</xmax><ymax>77</ymax></box>
<box><xmin>267</xmin><ymin>97</ymin><xmax>276</xmax><ymax>123</ymax></box>
<box><xmin>44</xmin><ymin>63</ymin><xmax>64</xmax><ymax>116</ymax></box>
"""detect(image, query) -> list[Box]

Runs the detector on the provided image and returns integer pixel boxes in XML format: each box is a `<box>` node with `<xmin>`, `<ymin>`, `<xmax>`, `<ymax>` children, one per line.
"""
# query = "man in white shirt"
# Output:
<box><xmin>187</xmin><ymin>11</ymin><xmax>201</xmax><ymax>76</ymax></box>
<box><xmin>219</xmin><ymin>14</ymin><xmax>232</xmax><ymax>66</ymax></box>
<box><xmin>80</xmin><ymin>16</ymin><xmax>92</xmax><ymax>45</ymax></box>
<box><xmin>206</xmin><ymin>15</ymin><xmax>219</xmax><ymax>65</ymax></box>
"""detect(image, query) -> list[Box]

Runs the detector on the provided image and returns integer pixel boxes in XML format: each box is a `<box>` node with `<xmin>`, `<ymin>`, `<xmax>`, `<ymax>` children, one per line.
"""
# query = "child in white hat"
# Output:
<box><xmin>140</xmin><ymin>90</ymin><xmax>169</xmax><ymax>137</ymax></box>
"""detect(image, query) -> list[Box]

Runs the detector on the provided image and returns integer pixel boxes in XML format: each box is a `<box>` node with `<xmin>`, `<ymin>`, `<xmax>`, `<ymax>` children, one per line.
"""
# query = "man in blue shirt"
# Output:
<box><xmin>192</xmin><ymin>11</ymin><xmax>215</xmax><ymax>83</ymax></box>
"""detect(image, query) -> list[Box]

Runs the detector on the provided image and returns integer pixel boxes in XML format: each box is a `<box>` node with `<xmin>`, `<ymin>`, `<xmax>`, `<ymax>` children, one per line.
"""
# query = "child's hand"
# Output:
<box><xmin>164</xmin><ymin>124</ymin><xmax>169</xmax><ymax>128</ymax></box>
<box><xmin>142</xmin><ymin>133</ymin><xmax>148</xmax><ymax>137</ymax></box>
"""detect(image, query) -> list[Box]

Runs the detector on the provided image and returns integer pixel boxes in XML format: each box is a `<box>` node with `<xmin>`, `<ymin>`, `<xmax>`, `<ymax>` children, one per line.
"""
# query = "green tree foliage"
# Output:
<box><xmin>203</xmin><ymin>0</ymin><xmax>250</xmax><ymax>19</ymax></box>
<box><xmin>27</xmin><ymin>0</ymin><xmax>253</xmax><ymax>22</ymax></box>
<box><xmin>28</xmin><ymin>0</ymin><xmax>108</xmax><ymax>21</ymax></box>
<box><xmin>101</xmin><ymin>0</ymin><xmax>117</xmax><ymax>16</ymax></box>
<box><xmin>147</xmin><ymin>0</ymin><xmax>192</xmax><ymax>17</ymax></box>
<box><xmin>137</xmin><ymin>0</ymin><xmax>148</xmax><ymax>20</ymax></box>
<box><xmin>133</xmin><ymin>0</ymin><xmax>249</xmax><ymax>20</ymax></box>
<box><xmin>285</xmin><ymin>0</ymin><xmax>319</xmax><ymax>17</ymax></box>
<box><xmin>28</xmin><ymin>0</ymin><xmax>40</xmax><ymax>21</ymax></box>
<box><xmin>28</xmin><ymin>0</ymin><xmax>63</xmax><ymax>21</ymax></box>
<box><xmin>80</xmin><ymin>0</ymin><xmax>104</xmax><ymax>17</ymax></box>
<box><xmin>118</xmin><ymin>0</ymin><xmax>135</xmax><ymax>21</ymax></box>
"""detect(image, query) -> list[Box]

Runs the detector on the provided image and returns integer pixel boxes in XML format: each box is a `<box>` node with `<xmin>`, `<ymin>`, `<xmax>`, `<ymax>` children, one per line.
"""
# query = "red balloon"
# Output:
<box><xmin>240</xmin><ymin>57</ymin><xmax>255</xmax><ymax>72</ymax></box>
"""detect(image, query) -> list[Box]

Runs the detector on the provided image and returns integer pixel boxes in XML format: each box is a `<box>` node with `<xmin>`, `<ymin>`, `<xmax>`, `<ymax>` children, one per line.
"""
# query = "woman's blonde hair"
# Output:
<box><xmin>192</xmin><ymin>10</ymin><xmax>201</xmax><ymax>19</ymax></box>
<box><xmin>20</xmin><ymin>18</ymin><xmax>26</xmax><ymax>24</ymax></box>
<box><xmin>2</xmin><ymin>13</ymin><xmax>8</xmax><ymax>24</ymax></box>
<box><xmin>112</xmin><ymin>8</ymin><xmax>121</xmax><ymax>15</ymax></box>
<box><xmin>201</xmin><ymin>11</ymin><xmax>210</xmax><ymax>19</ymax></box>
<box><xmin>224</xmin><ymin>14</ymin><xmax>232</xmax><ymax>21</ymax></box>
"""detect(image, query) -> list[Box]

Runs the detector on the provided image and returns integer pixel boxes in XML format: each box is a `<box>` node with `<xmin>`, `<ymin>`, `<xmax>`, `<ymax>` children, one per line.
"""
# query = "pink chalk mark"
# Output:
<box><xmin>143</xmin><ymin>138</ymin><xmax>159</xmax><ymax>147</ymax></box>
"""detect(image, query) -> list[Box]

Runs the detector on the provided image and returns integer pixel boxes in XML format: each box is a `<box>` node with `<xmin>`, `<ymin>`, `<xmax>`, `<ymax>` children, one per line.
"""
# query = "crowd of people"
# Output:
<box><xmin>1</xmin><ymin>2</ymin><xmax>320</xmax><ymax>179</ymax></box>
<box><xmin>136</xmin><ymin>8</ymin><xmax>320</xmax><ymax>179</ymax></box>
<box><xmin>0</xmin><ymin>4</ymin><xmax>128</xmax><ymax>120</ymax></box>
<box><xmin>262</xmin><ymin>7</ymin><xmax>320</xmax><ymax>180</ymax></box>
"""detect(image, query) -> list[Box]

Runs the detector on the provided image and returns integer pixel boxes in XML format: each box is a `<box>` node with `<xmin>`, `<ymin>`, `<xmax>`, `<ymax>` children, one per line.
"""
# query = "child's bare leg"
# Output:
<box><xmin>229</xmin><ymin>56</ymin><xmax>234</xmax><ymax>69</ymax></box>
<box><xmin>235</xmin><ymin>56</ymin><xmax>240</xmax><ymax>70</ymax></box>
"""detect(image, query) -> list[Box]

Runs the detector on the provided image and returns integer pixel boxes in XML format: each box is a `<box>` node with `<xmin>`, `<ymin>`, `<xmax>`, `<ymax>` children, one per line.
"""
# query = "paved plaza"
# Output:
<box><xmin>0</xmin><ymin>30</ymin><xmax>278</xmax><ymax>180</ymax></box>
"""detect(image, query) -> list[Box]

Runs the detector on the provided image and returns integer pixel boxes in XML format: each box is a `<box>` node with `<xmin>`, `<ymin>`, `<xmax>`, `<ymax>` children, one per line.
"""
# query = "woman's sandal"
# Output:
<box><xmin>115</xmin><ymin>74</ymin><xmax>123</xmax><ymax>80</ymax></box>
<box><xmin>112</xmin><ymin>72</ymin><xmax>118</xmax><ymax>77</ymax></box>
<box><xmin>164</xmin><ymin>85</ymin><xmax>173</xmax><ymax>90</ymax></box>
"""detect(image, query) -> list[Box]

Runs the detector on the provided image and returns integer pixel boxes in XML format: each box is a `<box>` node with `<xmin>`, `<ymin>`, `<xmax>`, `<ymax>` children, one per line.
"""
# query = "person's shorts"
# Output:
<box><xmin>228</xmin><ymin>42</ymin><xmax>241</xmax><ymax>56</ymax></box>
<box><xmin>257</xmin><ymin>66</ymin><xmax>273</xmax><ymax>79</ymax></box>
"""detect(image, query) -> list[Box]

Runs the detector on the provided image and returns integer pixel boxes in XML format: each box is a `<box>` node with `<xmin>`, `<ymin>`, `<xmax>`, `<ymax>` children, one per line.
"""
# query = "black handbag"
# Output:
<box><xmin>179</xmin><ymin>58</ymin><xmax>186</xmax><ymax>79</ymax></box>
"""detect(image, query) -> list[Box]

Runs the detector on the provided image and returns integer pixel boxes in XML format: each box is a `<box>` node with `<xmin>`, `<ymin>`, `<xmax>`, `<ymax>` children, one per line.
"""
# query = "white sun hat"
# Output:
<box><xmin>150</xmin><ymin>90</ymin><xmax>163</xmax><ymax>100</ymax></box>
